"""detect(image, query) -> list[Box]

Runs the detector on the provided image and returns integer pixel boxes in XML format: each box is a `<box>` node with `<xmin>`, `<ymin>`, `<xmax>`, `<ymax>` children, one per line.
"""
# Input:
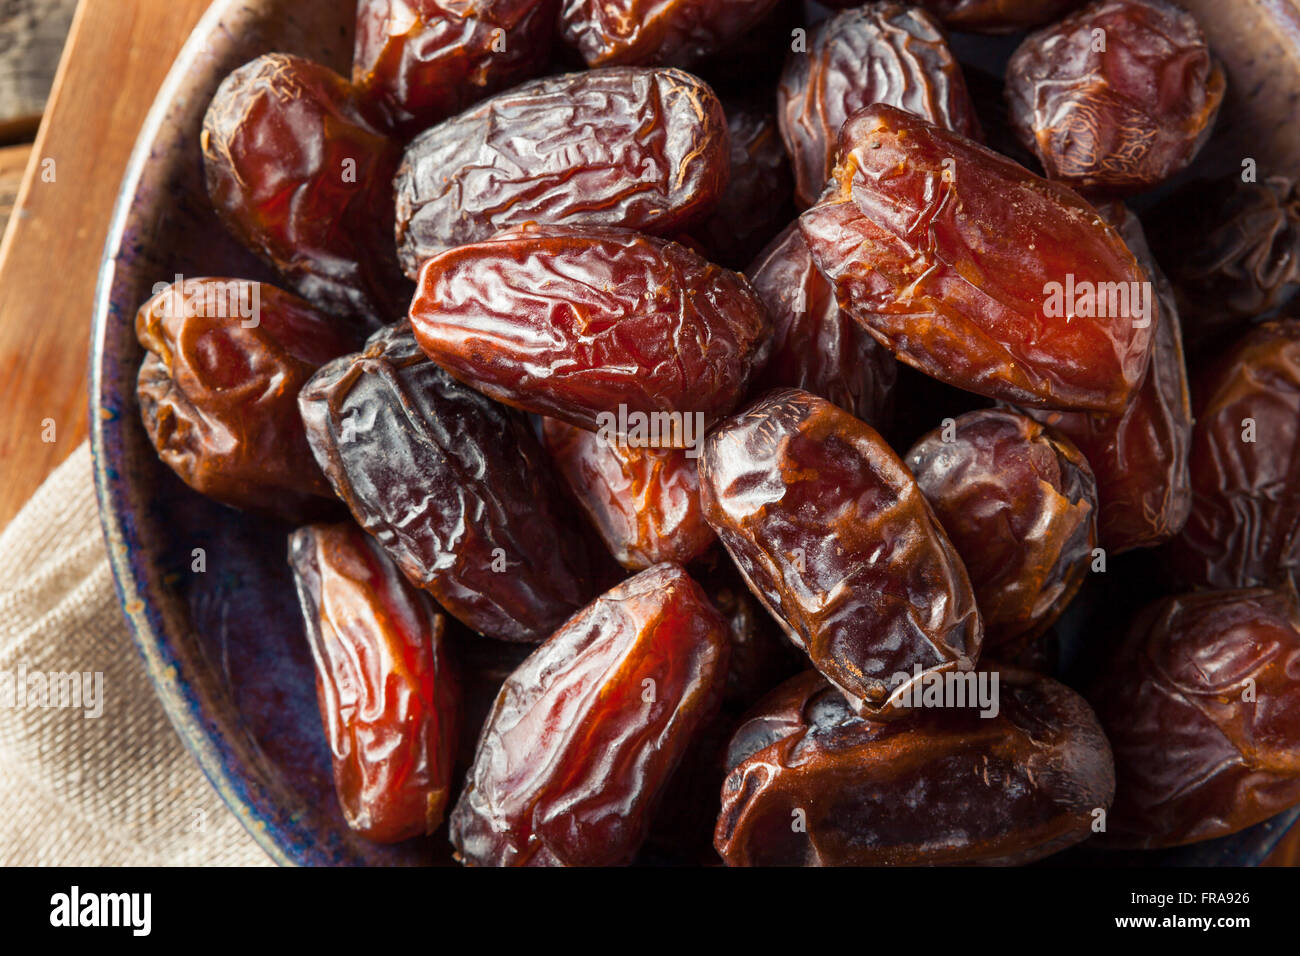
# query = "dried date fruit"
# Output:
<box><xmin>135</xmin><ymin>278</ymin><xmax>356</xmax><ymax>521</ymax></box>
<box><xmin>746</xmin><ymin>223</ymin><xmax>897</xmax><ymax>429</ymax></box>
<box><xmin>1005</xmin><ymin>0</ymin><xmax>1225</xmax><ymax>194</ymax></box>
<box><xmin>353</xmin><ymin>0</ymin><xmax>558</xmax><ymax>137</ymax></box>
<box><xmin>1145</xmin><ymin>174</ymin><xmax>1300</xmax><ymax>350</ymax></box>
<box><xmin>298</xmin><ymin>324</ymin><xmax>605</xmax><ymax>642</ymax></box>
<box><xmin>907</xmin><ymin>0</ymin><xmax>1086</xmax><ymax>33</ymax></box>
<box><xmin>715</xmin><ymin>668</ymin><xmax>1115</xmax><ymax>865</ymax></box>
<box><xmin>799</xmin><ymin>104</ymin><xmax>1153</xmax><ymax>414</ymax></box>
<box><xmin>692</xmin><ymin>102</ymin><xmax>796</xmax><ymax>269</ymax></box>
<box><xmin>698</xmin><ymin>388</ymin><xmax>983</xmax><ymax>719</ymax></box>
<box><xmin>1170</xmin><ymin>320</ymin><xmax>1300</xmax><ymax>591</ymax></box>
<box><xmin>558</xmin><ymin>0</ymin><xmax>783</xmax><ymax>68</ymax></box>
<box><xmin>449</xmin><ymin>563</ymin><xmax>730</xmax><ymax>866</ymax></box>
<box><xmin>408</xmin><ymin>224</ymin><xmax>771</xmax><ymax>438</ymax></box>
<box><xmin>541</xmin><ymin>417</ymin><xmax>715</xmax><ymax>570</ymax></box>
<box><xmin>288</xmin><ymin>521</ymin><xmax>458</xmax><ymax>843</ymax></box>
<box><xmin>393</xmin><ymin>67</ymin><xmax>729</xmax><ymax>276</ymax></box>
<box><xmin>202</xmin><ymin>53</ymin><xmax>409</xmax><ymax>329</ymax></box>
<box><xmin>778</xmin><ymin>3</ymin><xmax>981</xmax><ymax>208</ymax></box>
<box><xmin>1025</xmin><ymin>202</ymin><xmax>1192</xmax><ymax>554</ymax></box>
<box><xmin>906</xmin><ymin>409</ymin><xmax>1098</xmax><ymax>650</ymax></box>
<box><xmin>1089</xmin><ymin>588</ymin><xmax>1300</xmax><ymax>848</ymax></box>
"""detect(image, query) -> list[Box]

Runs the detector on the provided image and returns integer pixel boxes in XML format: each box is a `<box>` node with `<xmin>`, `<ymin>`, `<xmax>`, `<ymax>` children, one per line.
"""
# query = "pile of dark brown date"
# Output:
<box><xmin>133</xmin><ymin>0</ymin><xmax>1300</xmax><ymax>865</ymax></box>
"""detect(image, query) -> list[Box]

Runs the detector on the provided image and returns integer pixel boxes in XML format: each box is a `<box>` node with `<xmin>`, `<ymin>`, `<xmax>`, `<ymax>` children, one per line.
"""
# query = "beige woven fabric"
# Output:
<box><xmin>0</xmin><ymin>442</ymin><xmax>271</xmax><ymax>865</ymax></box>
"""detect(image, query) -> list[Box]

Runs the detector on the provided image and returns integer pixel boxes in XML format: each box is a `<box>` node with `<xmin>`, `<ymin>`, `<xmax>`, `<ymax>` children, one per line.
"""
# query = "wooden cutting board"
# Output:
<box><xmin>0</xmin><ymin>0</ymin><xmax>211</xmax><ymax>532</ymax></box>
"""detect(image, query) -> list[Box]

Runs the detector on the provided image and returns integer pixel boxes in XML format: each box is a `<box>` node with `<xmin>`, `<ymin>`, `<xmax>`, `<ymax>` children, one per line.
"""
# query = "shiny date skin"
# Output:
<box><xmin>449</xmin><ymin>563</ymin><xmax>730</xmax><ymax>866</ymax></box>
<box><xmin>799</xmin><ymin>104</ymin><xmax>1152</xmax><ymax>414</ymax></box>
<box><xmin>1145</xmin><ymin>174</ymin><xmax>1300</xmax><ymax>351</ymax></box>
<box><xmin>698</xmin><ymin>388</ymin><xmax>983</xmax><ymax>719</ymax></box>
<box><xmin>715</xmin><ymin>668</ymin><xmax>1115</xmax><ymax>866</ymax></box>
<box><xmin>906</xmin><ymin>409</ymin><xmax>1098</xmax><ymax>651</ymax></box>
<box><xmin>393</xmin><ymin>67</ymin><xmax>729</xmax><ymax>277</ymax></box>
<box><xmin>408</xmin><ymin>224</ymin><xmax>771</xmax><ymax>439</ymax></box>
<box><xmin>778</xmin><ymin>2</ymin><xmax>981</xmax><ymax>208</ymax></box>
<box><xmin>202</xmin><ymin>54</ymin><xmax>409</xmax><ymax>329</ymax></box>
<box><xmin>542</xmin><ymin>417</ymin><xmax>716</xmax><ymax>571</ymax></box>
<box><xmin>353</xmin><ymin>0</ymin><xmax>559</xmax><ymax>137</ymax></box>
<box><xmin>559</xmin><ymin>0</ymin><xmax>783</xmax><ymax>68</ymax></box>
<box><xmin>1170</xmin><ymin>320</ymin><xmax>1300</xmax><ymax>592</ymax></box>
<box><xmin>692</xmin><ymin>101</ymin><xmax>796</xmax><ymax>270</ymax></box>
<box><xmin>1025</xmin><ymin>202</ymin><xmax>1192</xmax><ymax>554</ymax></box>
<box><xmin>1089</xmin><ymin>587</ymin><xmax>1300</xmax><ymax>848</ymax></box>
<box><xmin>288</xmin><ymin>521</ymin><xmax>458</xmax><ymax>843</ymax></box>
<box><xmin>135</xmin><ymin>278</ymin><xmax>356</xmax><ymax>522</ymax></box>
<box><xmin>746</xmin><ymin>223</ymin><xmax>897</xmax><ymax>429</ymax></box>
<box><xmin>1005</xmin><ymin>0</ymin><xmax>1225</xmax><ymax>194</ymax></box>
<box><xmin>298</xmin><ymin>324</ymin><xmax>606</xmax><ymax>643</ymax></box>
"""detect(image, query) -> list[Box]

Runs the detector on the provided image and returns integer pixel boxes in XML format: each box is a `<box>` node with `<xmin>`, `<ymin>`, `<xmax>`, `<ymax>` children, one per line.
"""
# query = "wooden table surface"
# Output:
<box><xmin>0</xmin><ymin>0</ymin><xmax>212</xmax><ymax>532</ymax></box>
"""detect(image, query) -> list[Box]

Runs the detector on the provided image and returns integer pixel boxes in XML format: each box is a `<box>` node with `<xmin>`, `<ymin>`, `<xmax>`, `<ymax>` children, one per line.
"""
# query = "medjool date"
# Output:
<box><xmin>778</xmin><ymin>3</ymin><xmax>980</xmax><ymax>207</ymax></box>
<box><xmin>905</xmin><ymin>408</ymin><xmax>1098</xmax><ymax>650</ymax></box>
<box><xmin>135</xmin><ymin>278</ymin><xmax>356</xmax><ymax>521</ymax></box>
<box><xmin>1089</xmin><ymin>587</ymin><xmax>1300</xmax><ymax>848</ymax></box>
<box><xmin>408</xmin><ymin>224</ymin><xmax>770</xmax><ymax>439</ymax></box>
<box><xmin>715</xmin><ymin>668</ymin><xmax>1115</xmax><ymax>865</ymax></box>
<box><xmin>449</xmin><ymin>563</ymin><xmax>730</xmax><ymax>866</ymax></box>
<box><xmin>288</xmin><ymin>521</ymin><xmax>458</xmax><ymax>843</ymax></box>
<box><xmin>799</xmin><ymin>104</ymin><xmax>1152</xmax><ymax>414</ymax></box>
<box><xmin>393</xmin><ymin>67</ymin><xmax>729</xmax><ymax>276</ymax></box>
<box><xmin>1005</xmin><ymin>0</ymin><xmax>1225</xmax><ymax>194</ymax></box>
<box><xmin>202</xmin><ymin>53</ymin><xmax>409</xmax><ymax>329</ymax></box>
<box><xmin>353</xmin><ymin>0</ymin><xmax>559</xmax><ymax>137</ymax></box>
<box><xmin>298</xmin><ymin>324</ymin><xmax>605</xmax><ymax>642</ymax></box>
<box><xmin>698</xmin><ymin>388</ymin><xmax>983</xmax><ymax>719</ymax></box>
<box><xmin>558</xmin><ymin>0</ymin><xmax>783</xmax><ymax>68</ymax></box>
<box><xmin>746</xmin><ymin>223</ymin><xmax>897</xmax><ymax>429</ymax></box>
<box><xmin>1170</xmin><ymin>320</ymin><xmax>1300</xmax><ymax>591</ymax></box>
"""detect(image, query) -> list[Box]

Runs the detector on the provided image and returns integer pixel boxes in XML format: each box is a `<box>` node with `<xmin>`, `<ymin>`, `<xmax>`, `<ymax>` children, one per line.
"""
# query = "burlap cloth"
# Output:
<box><xmin>0</xmin><ymin>442</ymin><xmax>271</xmax><ymax>865</ymax></box>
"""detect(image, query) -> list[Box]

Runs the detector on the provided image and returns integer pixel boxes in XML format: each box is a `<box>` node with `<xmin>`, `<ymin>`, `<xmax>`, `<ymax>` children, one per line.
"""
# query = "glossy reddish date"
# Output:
<box><xmin>715</xmin><ymin>668</ymin><xmax>1115</xmax><ymax>865</ymax></box>
<box><xmin>135</xmin><ymin>278</ymin><xmax>356</xmax><ymax>522</ymax></box>
<box><xmin>202</xmin><ymin>53</ymin><xmax>408</xmax><ymax>329</ymax></box>
<box><xmin>408</xmin><ymin>224</ymin><xmax>771</xmax><ymax>439</ymax></box>
<box><xmin>288</xmin><ymin>521</ymin><xmax>458</xmax><ymax>843</ymax></box>
<box><xmin>393</xmin><ymin>67</ymin><xmax>729</xmax><ymax>277</ymax></box>
<box><xmin>698</xmin><ymin>388</ymin><xmax>983</xmax><ymax>719</ymax></box>
<box><xmin>449</xmin><ymin>563</ymin><xmax>730</xmax><ymax>866</ymax></box>
<box><xmin>799</xmin><ymin>104</ymin><xmax>1153</xmax><ymax>414</ymax></box>
<box><xmin>906</xmin><ymin>409</ymin><xmax>1098</xmax><ymax>650</ymax></box>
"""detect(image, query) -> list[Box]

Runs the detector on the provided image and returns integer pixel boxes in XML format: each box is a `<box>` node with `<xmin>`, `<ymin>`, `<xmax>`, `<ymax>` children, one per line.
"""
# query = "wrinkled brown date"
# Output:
<box><xmin>288</xmin><ymin>521</ymin><xmax>458</xmax><ymax>843</ymax></box>
<box><xmin>778</xmin><ymin>2</ymin><xmax>981</xmax><ymax>208</ymax></box>
<box><xmin>1145</xmin><ymin>174</ymin><xmax>1300</xmax><ymax>350</ymax></box>
<box><xmin>541</xmin><ymin>417</ymin><xmax>715</xmax><ymax>570</ymax></box>
<box><xmin>906</xmin><ymin>409</ymin><xmax>1098</xmax><ymax>650</ymax></box>
<box><xmin>692</xmin><ymin>102</ymin><xmax>796</xmax><ymax>269</ymax></box>
<box><xmin>1025</xmin><ymin>202</ymin><xmax>1192</xmax><ymax>554</ymax></box>
<box><xmin>135</xmin><ymin>278</ymin><xmax>356</xmax><ymax>521</ymax></box>
<box><xmin>298</xmin><ymin>324</ymin><xmax>605</xmax><ymax>642</ymax></box>
<box><xmin>393</xmin><ymin>67</ymin><xmax>729</xmax><ymax>277</ymax></box>
<box><xmin>1170</xmin><ymin>320</ymin><xmax>1300</xmax><ymax>591</ymax></box>
<box><xmin>202</xmin><ymin>54</ymin><xmax>409</xmax><ymax>329</ymax></box>
<box><xmin>746</xmin><ymin>223</ymin><xmax>897</xmax><ymax>429</ymax></box>
<box><xmin>698</xmin><ymin>388</ymin><xmax>983</xmax><ymax>719</ymax></box>
<box><xmin>715</xmin><ymin>668</ymin><xmax>1115</xmax><ymax>865</ymax></box>
<box><xmin>409</xmin><ymin>224</ymin><xmax>771</xmax><ymax>438</ymax></box>
<box><xmin>799</xmin><ymin>104</ymin><xmax>1152</xmax><ymax>414</ymax></box>
<box><xmin>353</xmin><ymin>0</ymin><xmax>558</xmax><ymax>137</ymax></box>
<box><xmin>558</xmin><ymin>0</ymin><xmax>783</xmax><ymax>68</ymax></box>
<box><xmin>449</xmin><ymin>563</ymin><xmax>730</xmax><ymax>866</ymax></box>
<box><xmin>1089</xmin><ymin>587</ymin><xmax>1300</xmax><ymax>848</ymax></box>
<box><xmin>1005</xmin><ymin>0</ymin><xmax>1225</xmax><ymax>194</ymax></box>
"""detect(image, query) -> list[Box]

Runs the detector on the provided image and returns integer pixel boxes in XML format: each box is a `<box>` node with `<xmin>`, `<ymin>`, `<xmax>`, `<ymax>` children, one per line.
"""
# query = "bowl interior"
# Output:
<box><xmin>91</xmin><ymin>0</ymin><xmax>1300</xmax><ymax>866</ymax></box>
